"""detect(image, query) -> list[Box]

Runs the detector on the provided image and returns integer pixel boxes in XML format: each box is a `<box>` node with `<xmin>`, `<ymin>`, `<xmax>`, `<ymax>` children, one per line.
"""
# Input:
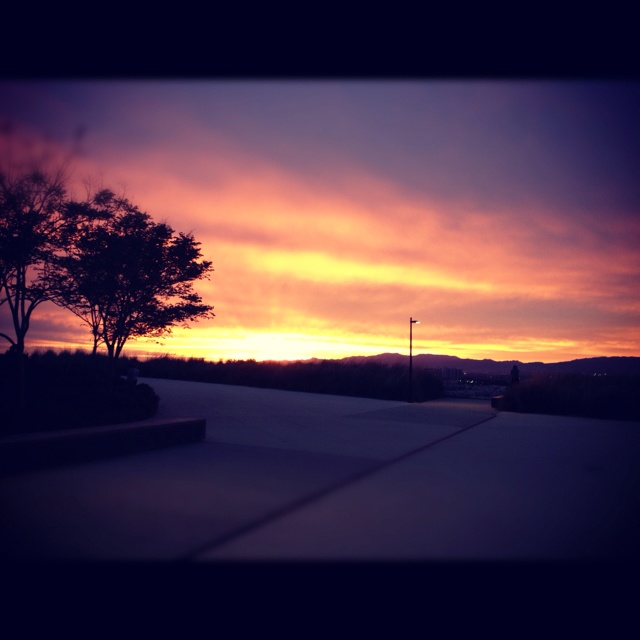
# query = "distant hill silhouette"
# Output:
<box><xmin>331</xmin><ymin>353</ymin><xmax>640</xmax><ymax>376</ymax></box>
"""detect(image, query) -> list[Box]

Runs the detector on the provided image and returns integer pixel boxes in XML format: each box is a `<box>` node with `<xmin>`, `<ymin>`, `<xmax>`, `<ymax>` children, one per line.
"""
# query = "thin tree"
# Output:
<box><xmin>0</xmin><ymin>160</ymin><xmax>70</xmax><ymax>410</ymax></box>
<box><xmin>52</xmin><ymin>190</ymin><xmax>215</xmax><ymax>377</ymax></box>
<box><xmin>49</xmin><ymin>189</ymin><xmax>120</xmax><ymax>356</ymax></box>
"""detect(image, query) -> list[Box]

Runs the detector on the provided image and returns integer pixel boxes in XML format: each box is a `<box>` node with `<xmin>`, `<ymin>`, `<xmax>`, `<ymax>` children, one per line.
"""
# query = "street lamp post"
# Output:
<box><xmin>409</xmin><ymin>317</ymin><xmax>420</xmax><ymax>402</ymax></box>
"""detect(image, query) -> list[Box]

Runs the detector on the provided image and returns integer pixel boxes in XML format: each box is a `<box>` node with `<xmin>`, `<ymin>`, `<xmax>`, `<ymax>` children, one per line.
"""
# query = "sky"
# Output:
<box><xmin>1</xmin><ymin>79</ymin><xmax>639</xmax><ymax>364</ymax></box>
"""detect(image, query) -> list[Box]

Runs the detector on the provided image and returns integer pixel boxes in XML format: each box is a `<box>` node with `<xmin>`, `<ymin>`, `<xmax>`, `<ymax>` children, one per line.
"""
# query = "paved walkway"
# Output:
<box><xmin>1</xmin><ymin>378</ymin><xmax>639</xmax><ymax>561</ymax></box>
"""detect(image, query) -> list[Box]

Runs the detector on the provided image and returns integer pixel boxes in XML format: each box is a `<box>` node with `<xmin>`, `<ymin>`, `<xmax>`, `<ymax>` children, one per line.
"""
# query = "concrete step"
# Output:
<box><xmin>0</xmin><ymin>417</ymin><xmax>206</xmax><ymax>475</ymax></box>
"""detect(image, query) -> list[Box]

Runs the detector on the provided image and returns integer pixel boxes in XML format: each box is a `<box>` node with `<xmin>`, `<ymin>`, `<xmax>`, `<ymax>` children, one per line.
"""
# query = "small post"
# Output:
<box><xmin>409</xmin><ymin>317</ymin><xmax>420</xmax><ymax>402</ymax></box>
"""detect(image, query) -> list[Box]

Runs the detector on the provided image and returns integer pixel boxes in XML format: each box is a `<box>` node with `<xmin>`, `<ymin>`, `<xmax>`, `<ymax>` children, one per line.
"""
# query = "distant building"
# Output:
<box><xmin>426</xmin><ymin>368</ymin><xmax>464</xmax><ymax>381</ymax></box>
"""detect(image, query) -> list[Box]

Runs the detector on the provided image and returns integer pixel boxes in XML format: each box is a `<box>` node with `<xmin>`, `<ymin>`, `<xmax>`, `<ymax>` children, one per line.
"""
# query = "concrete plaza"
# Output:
<box><xmin>1</xmin><ymin>377</ymin><xmax>639</xmax><ymax>561</ymax></box>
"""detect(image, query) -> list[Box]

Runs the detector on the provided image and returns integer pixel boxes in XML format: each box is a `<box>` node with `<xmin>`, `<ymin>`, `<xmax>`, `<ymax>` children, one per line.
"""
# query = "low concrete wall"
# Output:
<box><xmin>0</xmin><ymin>417</ymin><xmax>206</xmax><ymax>475</ymax></box>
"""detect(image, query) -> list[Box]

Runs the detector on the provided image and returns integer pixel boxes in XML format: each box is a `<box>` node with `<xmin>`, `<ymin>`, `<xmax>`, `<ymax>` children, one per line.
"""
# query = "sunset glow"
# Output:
<box><xmin>1</xmin><ymin>80</ymin><xmax>639</xmax><ymax>364</ymax></box>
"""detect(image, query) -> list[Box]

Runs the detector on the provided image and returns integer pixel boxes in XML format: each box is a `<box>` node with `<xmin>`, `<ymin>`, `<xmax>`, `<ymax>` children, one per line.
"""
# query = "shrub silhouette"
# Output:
<box><xmin>0</xmin><ymin>350</ymin><xmax>159</xmax><ymax>435</ymax></box>
<box><xmin>139</xmin><ymin>355</ymin><xmax>444</xmax><ymax>403</ymax></box>
<box><xmin>500</xmin><ymin>373</ymin><xmax>640</xmax><ymax>421</ymax></box>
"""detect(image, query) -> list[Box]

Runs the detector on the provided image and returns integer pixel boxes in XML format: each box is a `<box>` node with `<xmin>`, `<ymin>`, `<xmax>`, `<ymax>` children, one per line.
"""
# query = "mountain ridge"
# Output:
<box><xmin>309</xmin><ymin>353</ymin><xmax>640</xmax><ymax>376</ymax></box>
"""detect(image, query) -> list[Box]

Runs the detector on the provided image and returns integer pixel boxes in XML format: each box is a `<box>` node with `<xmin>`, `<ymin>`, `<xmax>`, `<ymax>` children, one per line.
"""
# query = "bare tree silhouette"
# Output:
<box><xmin>0</xmin><ymin>158</ymin><xmax>71</xmax><ymax>412</ymax></box>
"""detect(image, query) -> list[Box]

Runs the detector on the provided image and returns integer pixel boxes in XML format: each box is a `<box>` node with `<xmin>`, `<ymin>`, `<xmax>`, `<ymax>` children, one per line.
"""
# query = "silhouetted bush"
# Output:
<box><xmin>499</xmin><ymin>373</ymin><xmax>640</xmax><ymax>421</ymax></box>
<box><xmin>0</xmin><ymin>350</ymin><xmax>159</xmax><ymax>435</ymax></box>
<box><xmin>140</xmin><ymin>355</ymin><xmax>444</xmax><ymax>403</ymax></box>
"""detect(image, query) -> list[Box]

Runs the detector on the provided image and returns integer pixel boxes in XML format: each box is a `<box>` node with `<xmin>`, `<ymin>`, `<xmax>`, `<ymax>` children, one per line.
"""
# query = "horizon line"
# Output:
<box><xmin>11</xmin><ymin>345</ymin><xmax>639</xmax><ymax>367</ymax></box>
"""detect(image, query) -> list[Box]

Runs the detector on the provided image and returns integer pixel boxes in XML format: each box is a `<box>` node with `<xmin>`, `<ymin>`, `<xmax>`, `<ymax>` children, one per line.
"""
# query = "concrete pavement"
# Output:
<box><xmin>1</xmin><ymin>377</ymin><xmax>639</xmax><ymax>561</ymax></box>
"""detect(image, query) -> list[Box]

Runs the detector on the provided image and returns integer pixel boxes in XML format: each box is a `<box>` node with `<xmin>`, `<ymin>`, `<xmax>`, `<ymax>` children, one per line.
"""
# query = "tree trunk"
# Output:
<box><xmin>104</xmin><ymin>342</ymin><xmax>118</xmax><ymax>392</ymax></box>
<box><xmin>9</xmin><ymin>340</ymin><xmax>27</xmax><ymax>433</ymax></box>
<box><xmin>91</xmin><ymin>334</ymin><xmax>99</xmax><ymax>357</ymax></box>
<box><xmin>17</xmin><ymin>344</ymin><xmax>25</xmax><ymax>413</ymax></box>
